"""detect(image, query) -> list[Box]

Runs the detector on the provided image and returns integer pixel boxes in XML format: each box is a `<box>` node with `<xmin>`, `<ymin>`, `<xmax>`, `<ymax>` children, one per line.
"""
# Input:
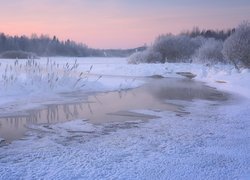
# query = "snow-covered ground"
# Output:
<box><xmin>1</xmin><ymin>57</ymin><xmax>249</xmax><ymax>107</ymax></box>
<box><xmin>0</xmin><ymin>58</ymin><xmax>144</xmax><ymax>113</ymax></box>
<box><xmin>0</xmin><ymin>57</ymin><xmax>250</xmax><ymax>179</ymax></box>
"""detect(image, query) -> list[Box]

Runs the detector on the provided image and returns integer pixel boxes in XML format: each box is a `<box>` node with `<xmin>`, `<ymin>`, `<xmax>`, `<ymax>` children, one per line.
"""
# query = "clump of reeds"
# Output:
<box><xmin>0</xmin><ymin>58</ymin><xmax>93</xmax><ymax>92</ymax></box>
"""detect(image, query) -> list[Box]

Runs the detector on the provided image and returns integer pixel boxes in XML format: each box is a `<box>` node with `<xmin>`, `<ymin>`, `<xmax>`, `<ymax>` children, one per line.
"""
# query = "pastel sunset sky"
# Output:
<box><xmin>0</xmin><ymin>0</ymin><xmax>250</xmax><ymax>48</ymax></box>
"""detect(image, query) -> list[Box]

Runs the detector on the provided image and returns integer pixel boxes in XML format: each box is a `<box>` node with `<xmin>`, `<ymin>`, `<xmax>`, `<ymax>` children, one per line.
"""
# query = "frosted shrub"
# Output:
<box><xmin>128</xmin><ymin>49</ymin><xmax>162</xmax><ymax>64</ymax></box>
<box><xmin>143</xmin><ymin>49</ymin><xmax>163</xmax><ymax>63</ymax></box>
<box><xmin>194</xmin><ymin>38</ymin><xmax>224</xmax><ymax>64</ymax></box>
<box><xmin>128</xmin><ymin>52</ymin><xmax>145</xmax><ymax>64</ymax></box>
<box><xmin>0</xmin><ymin>58</ymin><xmax>89</xmax><ymax>93</ymax></box>
<box><xmin>152</xmin><ymin>34</ymin><xmax>200</xmax><ymax>62</ymax></box>
<box><xmin>223</xmin><ymin>21</ymin><xmax>250</xmax><ymax>68</ymax></box>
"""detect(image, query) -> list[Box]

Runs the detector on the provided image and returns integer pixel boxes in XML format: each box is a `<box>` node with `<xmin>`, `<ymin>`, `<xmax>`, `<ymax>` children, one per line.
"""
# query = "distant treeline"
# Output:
<box><xmin>0</xmin><ymin>33</ymin><xmax>145</xmax><ymax>58</ymax></box>
<box><xmin>0</xmin><ymin>28</ymin><xmax>234</xmax><ymax>58</ymax></box>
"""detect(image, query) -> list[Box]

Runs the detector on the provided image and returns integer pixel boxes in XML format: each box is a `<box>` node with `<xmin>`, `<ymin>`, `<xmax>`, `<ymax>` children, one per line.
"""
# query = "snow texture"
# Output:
<box><xmin>0</xmin><ymin>100</ymin><xmax>249</xmax><ymax>179</ymax></box>
<box><xmin>0</xmin><ymin>57</ymin><xmax>250</xmax><ymax>179</ymax></box>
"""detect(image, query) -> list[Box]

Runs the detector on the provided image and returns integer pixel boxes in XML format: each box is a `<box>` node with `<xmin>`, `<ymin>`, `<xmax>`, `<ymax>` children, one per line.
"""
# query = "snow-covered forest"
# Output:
<box><xmin>0</xmin><ymin>26</ymin><xmax>235</xmax><ymax>59</ymax></box>
<box><xmin>128</xmin><ymin>21</ymin><xmax>250</xmax><ymax>69</ymax></box>
<box><xmin>0</xmin><ymin>33</ymin><xmax>145</xmax><ymax>58</ymax></box>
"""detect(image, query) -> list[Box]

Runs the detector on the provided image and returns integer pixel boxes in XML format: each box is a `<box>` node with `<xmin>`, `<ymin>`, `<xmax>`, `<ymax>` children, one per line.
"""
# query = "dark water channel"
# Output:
<box><xmin>0</xmin><ymin>77</ymin><xmax>229</xmax><ymax>143</ymax></box>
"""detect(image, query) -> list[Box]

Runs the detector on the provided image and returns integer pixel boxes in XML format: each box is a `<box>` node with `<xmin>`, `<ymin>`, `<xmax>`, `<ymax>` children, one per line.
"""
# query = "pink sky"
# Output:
<box><xmin>0</xmin><ymin>0</ymin><xmax>250</xmax><ymax>48</ymax></box>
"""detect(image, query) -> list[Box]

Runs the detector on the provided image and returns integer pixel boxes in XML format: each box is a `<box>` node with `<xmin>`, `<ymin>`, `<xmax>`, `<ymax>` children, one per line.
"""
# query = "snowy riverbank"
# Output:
<box><xmin>0</xmin><ymin>57</ymin><xmax>250</xmax><ymax>179</ymax></box>
<box><xmin>1</xmin><ymin>57</ymin><xmax>250</xmax><ymax>106</ymax></box>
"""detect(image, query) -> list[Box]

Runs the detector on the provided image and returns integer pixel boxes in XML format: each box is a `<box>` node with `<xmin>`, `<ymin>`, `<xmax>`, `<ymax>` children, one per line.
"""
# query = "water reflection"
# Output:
<box><xmin>146</xmin><ymin>78</ymin><xmax>227</xmax><ymax>101</ymax></box>
<box><xmin>0</xmin><ymin>78</ymin><xmax>229</xmax><ymax>143</ymax></box>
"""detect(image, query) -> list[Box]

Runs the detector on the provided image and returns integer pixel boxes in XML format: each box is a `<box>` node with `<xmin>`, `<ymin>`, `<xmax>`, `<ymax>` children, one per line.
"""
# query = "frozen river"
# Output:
<box><xmin>0</xmin><ymin>76</ymin><xmax>229</xmax><ymax>144</ymax></box>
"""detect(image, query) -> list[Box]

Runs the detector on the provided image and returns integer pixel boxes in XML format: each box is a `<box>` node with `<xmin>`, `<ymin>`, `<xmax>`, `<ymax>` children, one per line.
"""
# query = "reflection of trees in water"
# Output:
<box><xmin>148</xmin><ymin>79</ymin><xmax>227</xmax><ymax>101</ymax></box>
<box><xmin>0</xmin><ymin>87</ymin><xmax>136</xmax><ymax>130</ymax></box>
<box><xmin>0</xmin><ymin>102</ymin><xmax>90</xmax><ymax>129</ymax></box>
<box><xmin>0</xmin><ymin>80</ymin><xmax>228</xmax><ymax>132</ymax></box>
<box><xmin>3</xmin><ymin>117</ymin><xmax>22</xmax><ymax>128</ymax></box>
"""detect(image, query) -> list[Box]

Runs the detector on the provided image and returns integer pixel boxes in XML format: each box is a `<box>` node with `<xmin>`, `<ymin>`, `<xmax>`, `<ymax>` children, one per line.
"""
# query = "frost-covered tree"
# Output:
<box><xmin>191</xmin><ymin>36</ymin><xmax>207</xmax><ymax>48</ymax></box>
<box><xmin>223</xmin><ymin>21</ymin><xmax>250</xmax><ymax>68</ymax></box>
<box><xmin>128</xmin><ymin>48</ymin><xmax>162</xmax><ymax>64</ymax></box>
<box><xmin>193</xmin><ymin>38</ymin><xmax>224</xmax><ymax>64</ymax></box>
<box><xmin>128</xmin><ymin>34</ymin><xmax>204</xmax><ymax>64</ymax></box>
<box><xmin>152</xmin><ymin>34</ymin><xmax>200</xmax><ymax>62</ymax></box>
<box><xmin>127</xmin><ymin>52</ymin><xmax>145</xmax><ymax>64</ymax></box>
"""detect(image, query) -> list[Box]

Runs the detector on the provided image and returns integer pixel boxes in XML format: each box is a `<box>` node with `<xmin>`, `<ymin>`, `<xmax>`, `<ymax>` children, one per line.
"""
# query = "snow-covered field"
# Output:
<box><xmin>0</xmin><ymin>57</ymin><xmax>250</xmax><ymax>179</ymax></box>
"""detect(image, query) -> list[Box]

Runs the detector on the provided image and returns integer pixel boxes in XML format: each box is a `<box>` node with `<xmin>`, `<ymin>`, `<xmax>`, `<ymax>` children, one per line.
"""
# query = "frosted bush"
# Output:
<box><xmin>223</xmin><ymin>21</ymin><xmax>250</xmax><ymax>68</ymax></box>
<box><xmin>127</xmin><ymin>52</ymin><xmax>145</xmax><ymax>64</ymax></box>
<box><xmin>152</xmin><ymin>34</ymin><xmax>200</xmax><ymax>62</ymax></box>
<box><xmin>128</xmin><ymin>49</ymin><xmax>162</xmax><ymax>64</ymax></box>
<box><xmin>193</xmin><ymin>38</ymin><xmax>224</xmax><ymax>64</ymax></box>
